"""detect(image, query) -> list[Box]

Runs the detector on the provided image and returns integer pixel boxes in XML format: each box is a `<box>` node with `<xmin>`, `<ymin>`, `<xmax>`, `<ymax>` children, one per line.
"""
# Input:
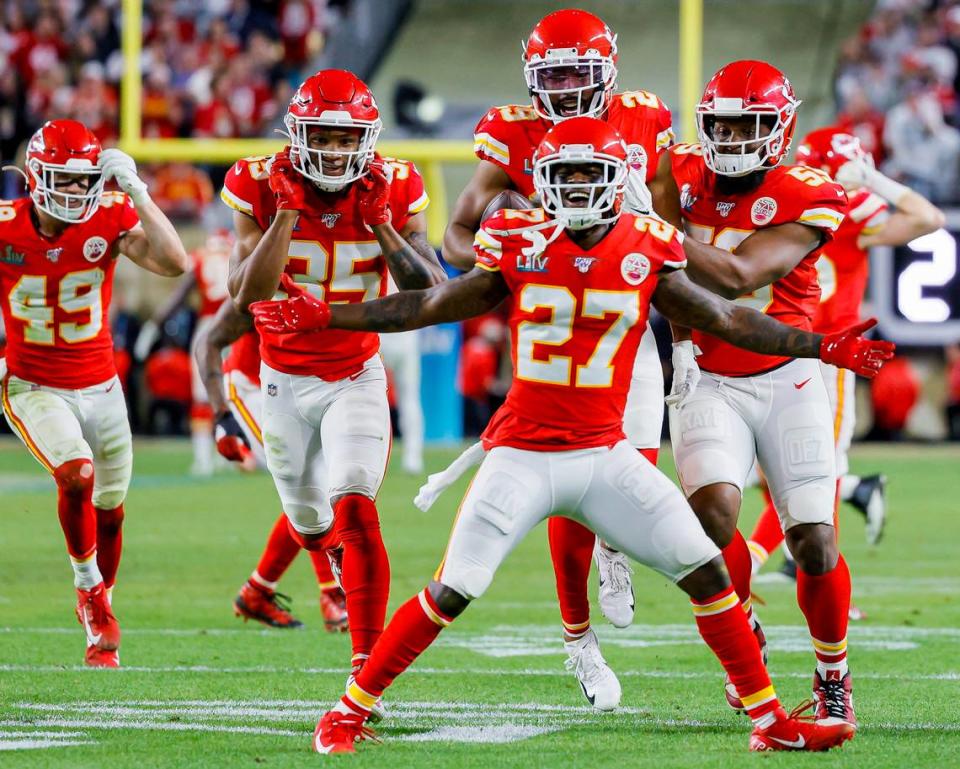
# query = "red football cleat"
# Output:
<box><xmin>233</xmin><ymin>582</ymin><xmax>303</xmax><ymax>629</ymax></box>
<box><xmin>725</xmin><ymin>618</ymin><xmax>768</xmax><ymax>711</ymax></box>
<box><xmin>75</xmin><ymin>582</ymin><xmax>120</xmax><ymax>651</ymax></box>
<box><xmin>85</xmin><ymin>645</ymin><xmax>120</xmax><ymax>668</ymax></box>
<box><xmin>813</xmin><ymin>670</ymin><xmax>857</xmax><ymax>726</ymax></box>
<box><xmin>312</xmin><ymin>710</ymin><xmax>379</xmax><ymax>755</ymax></box>
<box><xmin>750</xmin><ymin>704</ymin><xmax>855</xmax><ymax>751</ymax></box>
<box><xmin>320</xmin><ymin>588</ymin><xmax>348</xmax><ymax>633</ymax></box>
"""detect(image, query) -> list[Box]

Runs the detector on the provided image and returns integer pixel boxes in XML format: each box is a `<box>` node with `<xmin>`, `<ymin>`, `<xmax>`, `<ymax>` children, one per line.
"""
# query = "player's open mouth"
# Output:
<box><xmin>564</xmin><ymin>189</ymin><xmax>590</xmax><ymax>206</ymax></box>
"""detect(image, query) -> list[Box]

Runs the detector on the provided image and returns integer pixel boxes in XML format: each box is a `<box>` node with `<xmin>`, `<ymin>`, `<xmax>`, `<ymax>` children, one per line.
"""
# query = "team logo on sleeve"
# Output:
<box><xmin>751</xmin><ymin>197</ymin><xmax>777</xmax><ymax>226</ymax></box>
<box><xmin>83</xmin><ymin>236</ymin><xmax>109</xmax><ymax>262</ymax></box>
<box><xmin>626</xmin><ymin>144</ymin><xmax>648</xmax><ymax>172</ymax></box>
<box><xmin>621</xmin><ymin>253</ymin><xmax>651</xmax><ymax>285</ymax></box>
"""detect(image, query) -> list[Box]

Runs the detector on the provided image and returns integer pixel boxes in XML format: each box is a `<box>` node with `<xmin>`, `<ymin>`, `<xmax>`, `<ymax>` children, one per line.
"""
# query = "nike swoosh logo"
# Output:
<box><xmin>770</xmin><ymin>735</ymin><xmax>805</xmax><ymax>749</ymax></box>
<box><xmin>794</xmin><ymin>378</ymin><xmax>812</xmax><ymax>390</ymax></box>
<box><xmin>105</xmin><ymin>381</ymin><xmax>117</xmax><ymax>392</ymax></box>
<box><xmin>579</xmin><ymin>681</ymin><xmax>596</xmax><ymax>705</ymax></box>
<box><xmin>81</xmin><ymin>613</ymin><xmax>102</xmax><ymax>645</ymax></box>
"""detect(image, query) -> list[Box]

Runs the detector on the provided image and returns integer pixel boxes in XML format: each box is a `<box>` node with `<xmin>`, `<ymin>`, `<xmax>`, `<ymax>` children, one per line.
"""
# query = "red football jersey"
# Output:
<box><xmin>191</xmin><ymin>244</ymin><xmax>231</xmax><ymax>318</ymax></box>
<box><xmin>223</xmin><ymin>329</ymin><xmax>262</xmax><ymax>386</ymax></box>
<box><xmin>474</xmin><ymin>90</ymin><xmax>674</xmax><ymax>198</ymax></box>
<box><xmin>0</xmin><ymin>192</ymin><xmax>139</xmax><ymax>388</ymax></box>
<box><xmin>473</xmin><ymin>208</ymin><xmax>685</xmax><ymax>451</ymax></box>
<box><xmin>221</xmin><ymin>155</ymin><xmax>429</xmax><ymax>380</ymax></box>
<box><xmin>669</xmin><ymin>144</ymin><xmax>846</xmax><ymax>377</ymax></box>
<box><xmin>813</xmin><ymin>188</ymin><xmax>887</xmax><ymax>334</ymax></box>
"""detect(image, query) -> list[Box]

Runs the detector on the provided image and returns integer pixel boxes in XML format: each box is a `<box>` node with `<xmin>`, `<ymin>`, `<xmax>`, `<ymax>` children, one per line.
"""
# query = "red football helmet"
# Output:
<box><xmin>797</xmin><ymin>125</ymin><xmax>872</xmax><ymax>178</ymax></box>
<box><xmin>284</xmin><ymin>69</ymin><xmax>382</xmax><ymax>191</ymax></box>
<box><xmin>523</xmin><ymin>9</ymin><xmax>618</xmax><ymax>122</ymax></box>
<box><xmin>696</xmin><ymin>60</ymin><xmax>801</xmax><ymax>177</ymax></box>
<box><xmin>25</xmin><ymin>119</ymin><xmax>104</xmax><ymax>223</ymax></box>
<box><xmin>533</xmin><ymin>116</ymin><xmax>628</xmax><ymax>229</ymax></box>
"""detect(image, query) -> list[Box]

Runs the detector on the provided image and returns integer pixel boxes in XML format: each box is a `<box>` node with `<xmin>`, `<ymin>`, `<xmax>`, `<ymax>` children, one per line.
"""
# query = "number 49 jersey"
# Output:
<box><xmin>221</xmin><ymin>155</ymin><xmax>429</xmax><ymax>380</ymax></box>
<box><xmin>670</xmin><ymin>144</ymin><xmax>847</xmax><ymax>377</ymax></box>
<box><xmin>473</xmin><ymin>209</ymin><xmax>686</xmax><ymax>451</ymax></box>
<box><xmin>0</xmin><ymin>194</ymin><xmax>139</xmax><ymax>389</ymax></box>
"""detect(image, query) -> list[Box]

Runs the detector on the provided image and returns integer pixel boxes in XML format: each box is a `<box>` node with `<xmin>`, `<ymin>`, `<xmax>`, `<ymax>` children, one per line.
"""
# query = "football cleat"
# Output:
<box><xmin>725</xmin><ymin>618</ymin><xmax>768</xmax><ymax>711</ymax></box>
<box><xmin>320</xmin><ymin>588</ymin><xmax>349</xmax><ymax>633</ymax></box>
<box><xmin>849</xmin><ymin>474</ymin><xmax>886</xmax><ymax>545</ymax></box>
<box><xmin>594</xmin><ymin>539</ymin><xmax>635</xmax><ymax>628</ymax></box>
<box><xmin>848</xmin><ymin>603</ymin><xmax>867</xmax><ymax>622</ymax></box>
<box><xmin>564</xmin><ymin>628</ymin><xmax>622</xmax><ymax>711</ymax></box>
<box><xmin>813</xmin><ymin>670</ymin><xmax>857</xmax><ymax>727</ymax></box>
<box><xmin>75</xmin><ymin>582</ymin><xmax>120</xmax><ymax>651</ymax></box>
<box><xmin>749</xmin><ymin>704</ymin><xmax>855</xmax><ymax>751</ymax></box>
<box><xmin>233</xmin><ymin>582</ymin><xmax>304</xmax><ymax>629</ymax></box>
<box><xmin>346</xmin><ymin>671</ymin><xmax>387</xmax><ymax>723</ymax></box>
<box><xmin>85</xmin><ymin>645</ymin><xmax>120</xmax><ymax>668</ymax></box>
<box><xmin>312</xmin><ymin>710</ymin><xmax>380</xmax><ymax>755</ymax></box>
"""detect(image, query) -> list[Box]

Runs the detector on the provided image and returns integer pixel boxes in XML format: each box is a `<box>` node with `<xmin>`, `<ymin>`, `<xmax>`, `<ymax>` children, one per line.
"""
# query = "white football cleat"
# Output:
<box><xmin>564</xmin><ymin>629</ymin><xmax>621</xmax><ymax>711</ymax></box>
<box><xmin>594</xmin><ymin>540</ymin><xmax>635</xmax><ymax>628</ymax></box>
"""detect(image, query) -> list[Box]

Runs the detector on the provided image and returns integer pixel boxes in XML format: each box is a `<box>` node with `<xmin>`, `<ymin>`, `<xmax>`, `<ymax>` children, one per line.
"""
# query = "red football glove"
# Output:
<box><xmin>249</xmin><ymin>273</ymin><xmax>331</xmax><ymax>334</ymax></box>
<box><xmin>268</xmin><ymin>147</ymin><xmax>307</xmax><ymax>211</ymax></box>
<box><xmin>214</xmin><ymin>412</ymin><xmax>256</xmax><ymax>471</ymax></box>
<box><xmin>819</xmin><ymin>318</ymin><xmax>896</xmax><ymax>379</ymax></box>
<box><xmin>357</xmin><ymin>158</ymin><xmax>391</xmax><ymax>227</ymax></box>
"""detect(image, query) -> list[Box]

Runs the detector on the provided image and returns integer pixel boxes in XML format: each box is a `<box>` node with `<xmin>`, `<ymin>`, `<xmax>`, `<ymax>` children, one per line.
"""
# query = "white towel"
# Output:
<box><xmin>414</xmin><ymin>441</ymin><xmax>487</xmax><ymax>511</ymax></box>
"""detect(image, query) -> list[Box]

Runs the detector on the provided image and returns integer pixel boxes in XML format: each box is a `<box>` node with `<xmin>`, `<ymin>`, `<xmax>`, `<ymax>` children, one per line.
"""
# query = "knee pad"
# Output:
<box><xmin>54</xmin><ymin>459</ymin><xmax>94</xmax><ymax>497</ymax></box>
<box><xmin>283</xmin><ymin>501</ymin><xmax>334</xmax><ymax>538</ymax></box>
<box><xmin>780</xmin><ymin>481</ymin><xmax>836</xmax><ymax>529</ymax></box>
<box><xmin>442</xmin><ymin>560</ymin><xmax>496</xmax><ymax>601</ymax></box>
<box><xmin>95</xmin><ymin>504</ymin><xmax>125</xmax><ymax>534</ymax></box>
<box><xmin>93</xmin><ymin>489</ymin><xmax>126</xmax><ymax>510</ymax></box>
<box><xmin>329</xmin><ymin>463</ymin><xmax>381</xmax><ymax>500</ymax></box>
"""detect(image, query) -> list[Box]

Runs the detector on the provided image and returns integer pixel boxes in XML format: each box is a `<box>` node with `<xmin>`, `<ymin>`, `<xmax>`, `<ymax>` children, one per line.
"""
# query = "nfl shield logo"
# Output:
<box><xmin>267</xmin><ymin>383</ymin><xmax>278</xmax><ymax>397</ymax></box>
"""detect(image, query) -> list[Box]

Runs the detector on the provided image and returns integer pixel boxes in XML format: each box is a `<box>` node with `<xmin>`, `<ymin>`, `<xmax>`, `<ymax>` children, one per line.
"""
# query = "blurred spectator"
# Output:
<box><xmin>279</xmin><ymin>0</ymin><xmax>323</xmax><ymax>69</ymax></box>
<box><xmin>68</xmin><ymin>62</ymin><xmax>118</xmax><ymax>143</ymax></box>
<box><xmin>835</xmin><ymin>87</ymin><xmax>887</xmax><ymax>164</ymax></box>
<box><xmin>149</xmin><ymin>163</ymin><xmax>215</xmax><ymax>220</ymax></box>
<box><xmin>868</xmin><ymin>356</ymin><xmax>921</xmax><ymax>441</ymax></box>
<box><xmin>144</xmin><ymin>347</ymin><xmax>193</xmax><ymax>436</ymax></box>
<box><xmin>460</xmin><ymin>317</ymin><xmax>507</xmax><ymax>436</ymax></box>
<box><xmin>946</xmin><ymin>343</ymin><xmax>960</xmax><ymax>440</ymax></box>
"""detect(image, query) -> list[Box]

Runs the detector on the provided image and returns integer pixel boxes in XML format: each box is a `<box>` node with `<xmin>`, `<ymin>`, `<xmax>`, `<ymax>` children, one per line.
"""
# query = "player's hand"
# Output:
<box><xmin>357</xmin><ymin>158</ymin><xmax>391</xmax><ymax>227</ymax></box>
<box><xmin>214</xmin><ymin>411</ymin><xmax>256</xmax><ymax>470</ymax></box>
<box><xmin>249</xmin><ymin>273</ymin><xmax>331</xmax><ymax>333</ymax></box>
<box><xmin>834</xmin><ymin>157</ymin><xmax>875</xmax><ymax>192</ymax></box>
<box><xmin>819</xmin><ymin>318</ymin><xmax>895</xmax><ymax>379</ymax></box>
<box><xmin>622</xmin><ymin>167</ymin><xmax>654</xmax><ymax>215</ymax></box>
<box><xmin>99</xmin><ymin>148</ymin><xmax>149</xmax><ymax>205</ymax></box>
<box><xmin>665</xmin><ymin>340</ymin><xmax>702</xmax><ymax>407</ymax></box>
<box><xmin>268</xmin><ymin>147</ymin><xmax>307</xmax><ymax>210</ymax></box>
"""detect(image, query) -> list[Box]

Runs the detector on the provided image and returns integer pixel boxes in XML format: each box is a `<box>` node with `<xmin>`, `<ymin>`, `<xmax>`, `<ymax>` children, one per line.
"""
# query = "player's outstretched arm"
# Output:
<box><xmin>194</xmin><ymin>300</ymin><xmax>254</xmax><ymax>417</ymax></box>
<box><xmin>442</xmin><ymin>161</ymin><xmax>514</xmax><ymax>271</ymax></box>
<box><xmin>252</xmin><ymin>268</ymin><xmax>509</xmax><ymax>335</ymax></box>
<box><xmin>652</xmin><ymin>269</ymin><xmax>895</xmax><ymax>376</ymax></box>
<box><xmin>101</xmin><ymin>149</ymin><xmax>189</xmax><ymax>276</ymax></box>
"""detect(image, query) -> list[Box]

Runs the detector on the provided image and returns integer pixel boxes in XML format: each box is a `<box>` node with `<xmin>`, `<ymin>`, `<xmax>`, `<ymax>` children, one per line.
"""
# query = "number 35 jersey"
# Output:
<box><xmin>222</xmin><ymin>155</ymin><xmax>429</xmax><ymax>380</ymax></box>
<box><xmin>0</xmin><ymin>193</ymin><xmax>139</xmax><ymax>388</ymax></box>
<box><xmin>473</xmin><ymin>209</ymin><xmax>686</xmax><ymax>451</ymax></box>
<box><xmin>670</xmin><ymin>144</ymin><xmax>846</xmax><ymax>377</ymax></box>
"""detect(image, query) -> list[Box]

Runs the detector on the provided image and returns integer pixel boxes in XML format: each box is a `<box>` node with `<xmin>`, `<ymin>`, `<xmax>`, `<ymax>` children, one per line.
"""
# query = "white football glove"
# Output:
<box><xmin>836</xmin><ymin>157</ymin><xmax>910</xmax><ymax>204</ymax></box>
<box><xmin>665</xmin><ymin>339</ymin><xmax>702</xmax><ymax>408</ymax></box>
<box><xmin>622</xmin><ymin>167</ymin><xmax>654</xmax><ymax>215</ymax></box>
<box><xmin>99</xmin><ymin>148</ymin><xmax>149</xmax><ymax>205</ymax></box>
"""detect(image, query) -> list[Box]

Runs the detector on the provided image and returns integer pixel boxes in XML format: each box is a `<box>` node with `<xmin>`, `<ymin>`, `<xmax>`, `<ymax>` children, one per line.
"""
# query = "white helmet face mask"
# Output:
<box><xmin>284</xmin><ymin>111</ymin><xmax>382</xmax><ymax>191</ymax></box>
<box><xmin>697</xmin><ymin>95</ymin><xmax>799</xmax><ymax>177</ymax></box>
<box><xmin>534</xmin><ymin>146</ymin><xmax>627</xmax><ymax>230</ymax></box>
<box><xmin>523</xmin><ymin>48</ymin><xmax>617</xmax><ymax>122</ymax></box>
<box><xmin>28</xmin><ymin>158</ymin><xmax>104</xmax><ymax>223</ymax></box>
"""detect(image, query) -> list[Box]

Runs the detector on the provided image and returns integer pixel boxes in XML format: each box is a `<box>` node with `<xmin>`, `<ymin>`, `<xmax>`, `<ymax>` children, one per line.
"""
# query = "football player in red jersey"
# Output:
<box><xmin>135</xmin><ymin>228</ymin><xmax>234</xmax><ymax>476</ymax></box>
<box><xmin>746</xmin><ymin>127</ymin><xmax>943</xmax><ymax>580</ymax></box>
<box><xmin>0</xmin><ymin>119</ymin><xmax>188</xmax><ymax>667</ymax></box>
<box><xmin>224</xmin><ymin>69</ymin><xmax>445</xmax><ymax>698</ymax></box>
<box><xmin>441</xmin><ymin>8</ymin><xmax>678</xmax><ymax>704</ymax></box>
<box><xmin>648</xmin><ymin>60</ymin><xmax>863</xmax><ymax>725</ymax></box>
<box><xmin>252</xmin><ymin>117</ymin><xmax>889</xmax><ymax>754</ymax></box>
<box><xmin>194</xmin><ymin>300</ymin><xmax>349</xmax><ymax>632</ymax></box>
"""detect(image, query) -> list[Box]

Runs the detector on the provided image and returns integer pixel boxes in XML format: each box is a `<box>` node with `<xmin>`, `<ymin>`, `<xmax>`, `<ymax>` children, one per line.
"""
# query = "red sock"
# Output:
<box><xmin>747</xmin><ymin>490</ymin><xmax>784</xmax><ymax>569</ymax></box>
<box><xmin>638</xmin><ymin>447</ymin><xmax>659</xmax><ymax>464</ymax></box>
<box><xmin>547</xmin><ymin>516</ymin><xmax>594</xmax><ymax>636</ymax></box>
<box><xmin>721</xmin><ymin>529</ymin><xmax>753</xmax><ymax>618</ymax></box>
<box><xmin>335</xmin><ymin>494</ymin><xmax>390</xmax><ymax>660</ymax></box>
<box><xmin>54</xmin><ymin>459</ymin><xmax>97</xmax><ymax>561</ymax></box>
<box><xmin>95</xmin><ymin>504</ymin><xmax>124</xmax><ymax>588</ymax></box>
<box><xmin>308</xmin><ymin>549</ymin><xmax>338</xmax><ymax>590</ymax></box>
<box><xmin>797</xmin><ymin>554</ymin><xmax>851</xmax><ymax>676</ymax></box>
<box><xmin>344</xmin><ymin>588</ymin><xmax>452</xmax><ymax>713</ymax></box>
<box><xmin>692</xmin><ymin>587</ymin><xmax>780</xmax><ymax>722</ymax></box>
<box><xmin>253</xmin><ymin>514</ymin><xmax>302</xmax><ymax>586</ymax></box>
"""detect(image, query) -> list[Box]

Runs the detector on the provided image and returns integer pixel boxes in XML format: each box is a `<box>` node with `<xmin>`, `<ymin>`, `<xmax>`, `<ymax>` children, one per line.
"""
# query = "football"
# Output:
<box><xmin>481</xmin><ymin>189</ymin><xmax>533</xmax><ymax>223</ymax></box>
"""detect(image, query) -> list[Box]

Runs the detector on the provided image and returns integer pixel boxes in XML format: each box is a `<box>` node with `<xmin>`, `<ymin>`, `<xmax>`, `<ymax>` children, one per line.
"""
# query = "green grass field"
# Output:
<box><xmin>0</xmin><ymin>438</ymin><xmax>957</xmax><ymax>768</ymax></box>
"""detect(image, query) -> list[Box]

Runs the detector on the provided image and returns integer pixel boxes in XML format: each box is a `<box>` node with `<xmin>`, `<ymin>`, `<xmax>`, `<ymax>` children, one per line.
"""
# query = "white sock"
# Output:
<box><xmin>191</xmin><ymin>427</ymin><xmax>214</xmax><ymax>470</ymax></box>
<box><xmin>817</xmin><ymin>658</ymin><xmax>849</xmax><ymax>679</ymax></box>
<box><xmin>250</xmin><ymin>571</ymin><xmax>278</xmax><ymax>591</ymax></box>
<box><xmin>752</xmin><ymin>709</ymin><xmax>778</xmax><ymax>729</ymax></box>
<box><xmin>71</xmin><ymin>552</ymin><xmax>103</xmax><ymax>590</ymax></box>
<box><xmin>839</xmin><ymin>475</ymin><xmax>860</xmax><ymax>501</ymax></box>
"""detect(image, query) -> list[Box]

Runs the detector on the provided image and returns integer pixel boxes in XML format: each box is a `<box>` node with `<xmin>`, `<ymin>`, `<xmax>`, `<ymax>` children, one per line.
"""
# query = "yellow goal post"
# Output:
<box><xmin>117</xmin><ymin>0</ymin><xmax>702</xmax><ymax>244</ymax></box>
